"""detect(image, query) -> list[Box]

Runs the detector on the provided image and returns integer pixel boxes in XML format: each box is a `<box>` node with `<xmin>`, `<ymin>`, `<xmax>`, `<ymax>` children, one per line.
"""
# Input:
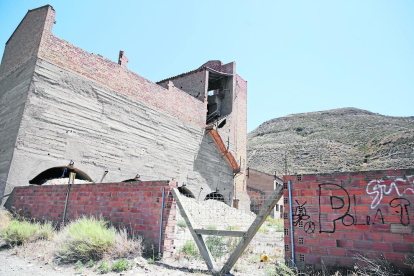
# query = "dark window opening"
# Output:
<box><xmin>206</xmin><ymin>72</ymin><xmax>232</xmax><ymax>124</ymax></box>
<box><xmin>29</xmin><ymin>166</ymin><xmax>93</xmax><ymax>185</ymax></box>
<box><xmin>178</xmin><ymin>187</ymin><xmax>195</xmax><ymax>198</ymax></box>
<box><xmin>205</xmin><ymin>192</ymin><xmax>225</xmax><ymax>202</ymax></box>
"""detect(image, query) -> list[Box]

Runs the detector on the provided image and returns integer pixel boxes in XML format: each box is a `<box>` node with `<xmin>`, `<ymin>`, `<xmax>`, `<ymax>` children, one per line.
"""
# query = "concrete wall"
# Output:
<box><xmin>0</xmin><ymin>5</ymin><xmax>246</xmax><ymax>208</ymax></box>
<box><xmin>0</xmin><ymin>6</ymin><xmax>52</xmax><ymax>200</ymax></box>
<box><xmin>283</xmin><ymin>169</ymin><xmax>414</xmax><ymax>272</ymax></box>
<box><xmin>0</xmin><ymin>6</ymin><xmax>48</xmax><ymax>80</ymax></box>
<box><xmin>5</xmin><ymin>58</ymin><xmax>233</xmax><ymax>202</ymax></box>
<box><xmin>192</xmin><ymin>133</ymin><xmax>234</xmax><ymax>203</ymax></box>
<box><xmin>5</xmin><ymin>181</ymin><xmax>177</xmax><ymax>257</ymax></box>
<box><xmin>36</xmin><ymin>6</ymin><xmax>206</xmax><ymax>128</ymax></box>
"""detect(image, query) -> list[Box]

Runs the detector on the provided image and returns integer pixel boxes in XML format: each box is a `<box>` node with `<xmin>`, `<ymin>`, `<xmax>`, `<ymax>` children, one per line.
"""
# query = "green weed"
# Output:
<box><xmin>111</xmin><ymin>258</ymin><xmax>130</xmax><ymax>272</ymax></box>
<box><xmin>180</xmin><ymin>240</ymin><xmax>198</xmax><ymax>257</ymax></box>
<box><xmin>177</xmin><ymin>220</ymin><xmax>187</xmax><ymax>228</ymax></box>
<box><xmin>97</xmin><ymin>260</ymin><xmax>110</xmax><ymax>274</ymax></box>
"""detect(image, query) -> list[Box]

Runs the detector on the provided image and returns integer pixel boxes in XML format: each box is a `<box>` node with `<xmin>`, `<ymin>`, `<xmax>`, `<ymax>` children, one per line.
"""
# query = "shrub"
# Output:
<box><xmin>36</xmin><ymin>222</ymin><xmax>55</xmax><ymax>240</ymax></box>
<box><xmin>206</xmin><ymin>236</ymin><xmax>227</xmax><ymax>259</ymax></box>
<box><xmin>2</xmin><ymin>220</ymin><xmax>54</xmax><ymax>246</ymax></box>
<box><xmin>111</xmin><ymin>258</ymin><xmax>130</xmax><ymax>272</ymax></box>
<box><xmin>86</xmin><ymin>260</ymin><xmax>95</xmax><ymax>268</ymax></box>
<box><xmin>2</xmin><ymin>220</ymin><xmax>38</xmax><ymax>245</ymax></box>
<box><xmin>97</xmin><ymin>260</ymin><xmax>110</xmax><ymax>274</ymax></box>
<box><xmin>55</xmin><ymin>216</ymin><xmax>116</xmax><ymax>263</ymax></box>
<box><xmin>177</xmin><ymin>220</ymin><xmax>187</xmax><ymax>228</ymax></box>
<box><xmin>75</xmin><ymin>260</ymin><xmax>83</xmax><ymax>269</ymax></box>
<box><xmin>273</xmin><ymin>261</ymin><xmax>298</xmax><ymax>276</ymax></box>
<box><xmin>258</xmin><ymin>227</ymin><xmax>269</xmax><ymax>234</ymax></box>
<box><xmin>180</xmin><ymin>240</ymin><xmax>198</xmax><ymax>257</ymax></box>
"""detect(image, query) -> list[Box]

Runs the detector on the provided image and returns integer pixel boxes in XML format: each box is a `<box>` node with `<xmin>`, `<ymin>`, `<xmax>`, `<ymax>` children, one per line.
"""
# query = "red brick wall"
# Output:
<box><xmin>33</xmin><ymin>6</ymin><xmax>206</xmax><ymax>127</ymax></box>
<box><xmin>246</xmin><ymin>186</ymin><xmax>264</xmax><ymax>214</ymax></box>
<box><xmin>283</xmin><ymin>169</ymin><xmax>414</xmax><ymax>272</ymax></box>
<box><xmin>5</xmin><ymin>181</ymin><xmax>177</xmax><ymax>257</ymax></box>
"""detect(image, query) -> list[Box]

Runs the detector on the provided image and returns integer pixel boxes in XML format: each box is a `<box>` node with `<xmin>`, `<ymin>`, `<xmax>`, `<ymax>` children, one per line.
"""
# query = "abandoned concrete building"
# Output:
<box><xmin>0</xmin><ymin>5</ymin><xmax>249</xmax><ymax>209</ymax></box>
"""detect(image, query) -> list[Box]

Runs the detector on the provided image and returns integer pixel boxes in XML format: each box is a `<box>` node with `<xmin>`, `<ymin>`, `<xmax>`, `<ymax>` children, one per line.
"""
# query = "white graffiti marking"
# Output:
<box><xmin>366</xmin><ymin>176</ymin><xmax>414</xmax><ymax>209</ymax></box>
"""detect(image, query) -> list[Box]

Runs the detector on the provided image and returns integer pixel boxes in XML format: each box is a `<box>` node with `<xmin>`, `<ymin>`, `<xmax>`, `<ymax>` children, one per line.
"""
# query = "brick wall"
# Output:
<box><xmin>35</xmin><ymin>6</ymin><xmax>206</xmax><ymax>127</ymax></box>
<box><xmin>246</xmin><ymin>186</ymin><xmax>264</xmax><ymax>214</ymax></box>
<box><xmin>283</xmin><ymin>169</ymin><xmax>414</xmax><ymax>272</ymax></box>
<box><xmin>5</xmin><ymin>181</ymin><xmax>177</xmax><ymax>257</ymax></box>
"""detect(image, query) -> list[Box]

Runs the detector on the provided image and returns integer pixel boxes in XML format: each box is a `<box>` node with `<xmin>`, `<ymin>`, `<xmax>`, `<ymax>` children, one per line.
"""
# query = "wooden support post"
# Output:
<box><xmin>171</xmin><ymin>185</ymin><xmax>283</xmax><ymax>276</ymax></box>
<box><xmin>220</xmin><ymin>183</ymin><xmax>284</xmax><ymax>275</ymax></box>
<box><xmin>194</xmin><ymin>229</ymin><xmax>246</xmax><ymax>237</ymax></box>
<box><xmin>170</xmin><ymin>189</ymin><xmax>217</xmax><ymax>272</ymax></box>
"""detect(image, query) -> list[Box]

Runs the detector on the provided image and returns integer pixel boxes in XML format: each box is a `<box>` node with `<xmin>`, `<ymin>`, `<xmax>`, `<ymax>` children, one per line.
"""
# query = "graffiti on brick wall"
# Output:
<box><xmin>390</xmin><ymin>198</ymin><xmax>410</xmax><ymax>226</ymax></box>
<box><xmin>317</xmin><ymin>183</ymin><xmax>387</xmax><ymax>233</ymax></box>
<box><xmin>292</xmin><ymin>199</ymin><xmax>316</xmax><ymax>233</ymax></box>
<box><xmin>366</xmin><ymin>177</ymin><xmax>414</xmax><ymax>209</ymax></box>
<box><xmin>292</xmin><ymin>176</ymin><xmax>414</xmax><ymax>234</ymax></box>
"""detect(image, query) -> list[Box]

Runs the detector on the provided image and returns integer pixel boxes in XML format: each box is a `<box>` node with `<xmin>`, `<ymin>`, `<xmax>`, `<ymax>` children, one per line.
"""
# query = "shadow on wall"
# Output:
<box><xmin>192</xmin><ymin>133</ymin><xmax>233</xmax><ymax>204</ymax></box>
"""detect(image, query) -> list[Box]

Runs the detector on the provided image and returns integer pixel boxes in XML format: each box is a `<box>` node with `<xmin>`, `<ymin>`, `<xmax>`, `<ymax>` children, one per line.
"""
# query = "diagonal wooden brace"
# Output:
<box><xmin>220</xmin><ymin>183</ymin><xmax>284</xmax><ymax>275</ymax></box>
<box><xmin>171</xmin><ymin>189</ymin><xmax>217</xmax><ymax>272</ymax></box>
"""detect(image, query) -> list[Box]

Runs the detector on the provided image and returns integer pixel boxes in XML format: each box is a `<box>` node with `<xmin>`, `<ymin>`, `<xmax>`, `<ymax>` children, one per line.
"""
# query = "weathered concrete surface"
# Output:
<box><xmin>0</xmin><ymin>5</ymin><xmax>51</xmax><ymax>203</ymax></box>
<box><xmin>0</xmin><ymin>59</ymin><xmax>36</xmax><ymax>201</ymax></box>
<box><xmin>0</xmin><ymin>5</ymin><xmax>250</xmax><ymax>208</ymax></box>
<box><xmin>4</xmin><ymin>58</ymin><xmax>233</xmax><ymax>202</ymax></box>
<box><xmin>0</xmin><ymin>7</ymin><xmax>48</xmax><ymax>80</ymax></box>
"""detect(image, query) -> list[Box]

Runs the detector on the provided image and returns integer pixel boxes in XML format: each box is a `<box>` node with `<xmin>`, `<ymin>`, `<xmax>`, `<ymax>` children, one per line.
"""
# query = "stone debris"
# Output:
<box><xmin>41</xmin><ymin>178</ymin><xmax>91</xmax><ymax>185</ymax></box>
<box><xmin>180</xmin><ymin>196</ymin><xmax>256</xmax><ymax>230</ymax></box>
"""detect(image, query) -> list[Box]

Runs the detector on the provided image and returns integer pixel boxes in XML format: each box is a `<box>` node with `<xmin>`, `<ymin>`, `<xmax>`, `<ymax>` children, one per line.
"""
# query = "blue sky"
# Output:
<box><xmin>1</xmin><ymin>1</ymin><xmax>413</xmax><ymax>132</ymax></box>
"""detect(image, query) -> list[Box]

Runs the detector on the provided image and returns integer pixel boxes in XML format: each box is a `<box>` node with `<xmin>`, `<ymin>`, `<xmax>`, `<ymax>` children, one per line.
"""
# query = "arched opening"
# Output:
<box><xmin>178</xmin><ymin>186</ymin><xmax>195</xmax><ymax>198</ymax></box>
<box><xmin>204</xmin><ymin>192</ymin><xmax>225</xmax><ymax>202</ymax></box>
<box><xmin>29</xmin><ymin>166</ymin><xmax>93</xmax><ymax>185</ymax></box>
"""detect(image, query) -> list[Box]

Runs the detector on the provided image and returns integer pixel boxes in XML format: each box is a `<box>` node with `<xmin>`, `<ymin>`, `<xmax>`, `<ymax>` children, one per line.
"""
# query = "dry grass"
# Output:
<box><xmin>54</xmin><ymin>216</ymin><xmax>117</xmax><ymax>263</ymax></box>
<box><xmin>108</xmin><ymin>228</ymin><xmax>143</xmax><ymax>259</ymax></box>
<box><xmin>1</xmin><ymin>220</ymin><xmax>54</xmax><ymax>246</ymax></box>
<box><xmin>54</xmin><ymin>216</ymin><xmax>143</xmax><ymax>263</ymax></box>
<box><xmin>353</xmin><ymin>254</ymin><xmax>403</xmax><ymax>276</ymax></box>
<box><xmin>0</xmin><ymin>207</ymin><xmax>12</xmax><ymax>232</ymax></box>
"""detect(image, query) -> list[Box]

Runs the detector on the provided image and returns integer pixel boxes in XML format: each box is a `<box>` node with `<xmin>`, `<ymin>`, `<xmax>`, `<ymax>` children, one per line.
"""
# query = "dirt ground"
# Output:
<box><xmin>0</xmin><ymin>246</ymin><xmax>209</xmax><ymax>276</ymax></box>
<box><xmin>0</xmin><ymin>234</ymin><xmax>282</xmax><ymax>276</ymax></box>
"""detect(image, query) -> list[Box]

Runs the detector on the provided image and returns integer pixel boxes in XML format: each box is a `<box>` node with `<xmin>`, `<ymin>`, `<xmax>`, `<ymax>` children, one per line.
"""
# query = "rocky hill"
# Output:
<box><xmin>247</xmin><ymin>108</ymin><xmax>414</xmax><ymax>176</ymax></box>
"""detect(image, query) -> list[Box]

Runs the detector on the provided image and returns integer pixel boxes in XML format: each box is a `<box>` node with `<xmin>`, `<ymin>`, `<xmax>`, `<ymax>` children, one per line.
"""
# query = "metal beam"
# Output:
<box><xmin>220</xmin><ymin>183</ymin><xmax>284</xmax><ymax>275</ymax></box>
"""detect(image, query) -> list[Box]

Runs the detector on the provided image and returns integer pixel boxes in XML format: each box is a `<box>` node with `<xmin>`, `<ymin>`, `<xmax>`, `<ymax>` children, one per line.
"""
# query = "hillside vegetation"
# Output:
<box><xmin>247</xmin><ymin>108</ymin><xmax>414</xmax><ymax>175</ymax></box>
